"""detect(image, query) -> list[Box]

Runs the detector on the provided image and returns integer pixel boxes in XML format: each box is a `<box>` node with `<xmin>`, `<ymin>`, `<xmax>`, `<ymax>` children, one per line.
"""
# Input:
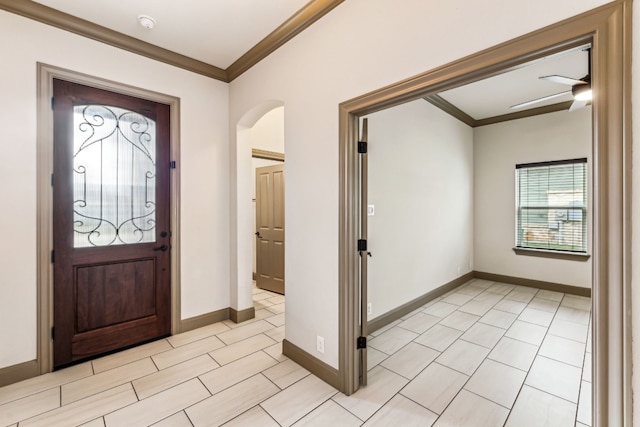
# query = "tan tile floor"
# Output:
<box><xmin>0</xmin><ymin>280</ymin><xmax>592</xmax><ymax>426</ymax></box>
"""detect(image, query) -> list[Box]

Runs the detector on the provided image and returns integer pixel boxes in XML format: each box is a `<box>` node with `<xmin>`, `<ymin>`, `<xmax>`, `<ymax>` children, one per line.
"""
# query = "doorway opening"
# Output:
<box><xmin>250</xmin><ymin>107</ymin><xmax>286</xmax><ymax>295</ymax></box>
<box><xmin>338</xmin><ymin>2</ymin><xmax>631</xmax><ymax>425</ymax></box>
<box><xmin>234</xmin><ymin>103</ymin><xmax>285</xmax><ymax>321</ymax></box>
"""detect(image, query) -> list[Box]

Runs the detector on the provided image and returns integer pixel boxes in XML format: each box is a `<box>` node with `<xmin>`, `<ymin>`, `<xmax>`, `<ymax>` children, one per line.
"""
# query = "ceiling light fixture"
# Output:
<box><xmin>572</xmin><ymin>83</ymin><xmax>592</xmax><ymax>101</ymax></box>
<box><xmin>138</xmin><ymin>15</ymin><xmax>156</xmax><ymax>30</ymax></box>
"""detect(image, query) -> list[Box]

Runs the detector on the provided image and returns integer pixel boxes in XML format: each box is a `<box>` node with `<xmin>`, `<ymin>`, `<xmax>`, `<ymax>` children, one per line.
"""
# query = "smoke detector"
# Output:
<box><xmin>138</xmin><ymin>15</ymin><xmax>156</xmax><ymax>30</ymax></box>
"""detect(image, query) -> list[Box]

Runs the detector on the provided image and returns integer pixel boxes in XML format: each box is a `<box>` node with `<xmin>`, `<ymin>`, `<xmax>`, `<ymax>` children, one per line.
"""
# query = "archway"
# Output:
<box><xmin>231</xmin><ymin>101</ymin><xmax>285</xmax><ymax>320</ymax></box>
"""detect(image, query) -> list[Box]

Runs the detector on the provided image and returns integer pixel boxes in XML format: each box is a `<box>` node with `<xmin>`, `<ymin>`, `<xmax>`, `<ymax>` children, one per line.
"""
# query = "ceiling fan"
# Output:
<box><xmin>511</xmin><ymin>48</ymin><xmax>592</xmax><ymax>112</ymax></box>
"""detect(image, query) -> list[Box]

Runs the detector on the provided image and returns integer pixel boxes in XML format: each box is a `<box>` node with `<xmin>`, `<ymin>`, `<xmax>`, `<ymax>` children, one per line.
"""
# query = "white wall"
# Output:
<box><xmin>366</xmin><ymin>100</ymin><xmax>473</xmax><ymax>319</ymax></box>
<box><xmin>229</xmin><ymin>0</ymin><xmax>613</xmax><ymax>369</ymax></box>
<box><xmin>0</xmin><ymin>10</ymin><xmax>230</xmax><ymax>369</ymax></box>
<box><xmin>250</xmin><ymin>107</ymin><xmax>285</xmax><ymax>153</ymax></box>
<box><xmin>230</xmin><ymin>0</ymin><xmax>606</xmax><ymax>367</ymax></box>
<box><xmin>474</xmin><ymin>108</ymin><xmax>592</xmax><ymax>288</ymax></box>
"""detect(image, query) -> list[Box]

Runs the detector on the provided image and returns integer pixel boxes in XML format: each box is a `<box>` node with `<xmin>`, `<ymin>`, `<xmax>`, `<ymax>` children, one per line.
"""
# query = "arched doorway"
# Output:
<box><xmin>232</xmin><ymin>102</ymin><xmax>285</xmax><ymax>321</ymax></box>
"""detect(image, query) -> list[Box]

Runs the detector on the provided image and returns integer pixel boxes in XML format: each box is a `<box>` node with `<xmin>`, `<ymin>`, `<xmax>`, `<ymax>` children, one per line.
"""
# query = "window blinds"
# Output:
<box><xmin>515</xmin><ymin>158</ymin><xmax>587</xmax><ymax>253</ymax></box>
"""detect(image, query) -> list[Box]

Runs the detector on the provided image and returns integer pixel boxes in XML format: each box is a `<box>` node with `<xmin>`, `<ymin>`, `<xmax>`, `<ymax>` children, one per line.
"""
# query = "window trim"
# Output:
<box><xmin>515</xmin><ymin>157</ymin><xmax>588</xmax><ymax>254</ymax></box>
<box><xmin>512</xmin><ymin>246</ymin><xmax>591</xmax><ymax>261</ymax></box>
<box><xmin>515</xmin><ymin>157</ymin><xmax>588</xmax><ymax>169</ymax></box>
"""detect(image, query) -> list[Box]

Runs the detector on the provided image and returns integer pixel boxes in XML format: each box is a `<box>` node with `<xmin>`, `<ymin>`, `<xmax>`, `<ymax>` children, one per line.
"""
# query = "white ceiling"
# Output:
<box><xmin>27</xmin><ymin>2</ymin><xmax>589</xmax><ymax>120</ymax></box>
<box><xmin>32</xmin><ymin>0</ymin><xmax>309</xmax><ymax>69</ymax></box>
<box><xmin>439</xmin><ymin>45</ymin><xmax>590</xmax><ymax>120</ymax></box>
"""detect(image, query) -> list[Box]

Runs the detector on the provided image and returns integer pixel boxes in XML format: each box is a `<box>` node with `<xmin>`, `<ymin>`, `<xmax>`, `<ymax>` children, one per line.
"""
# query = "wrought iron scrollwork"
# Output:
<box><xmin>73</xmin><ymin>105</ymin><xmax>157</xmax><ymax>247</ymax></box>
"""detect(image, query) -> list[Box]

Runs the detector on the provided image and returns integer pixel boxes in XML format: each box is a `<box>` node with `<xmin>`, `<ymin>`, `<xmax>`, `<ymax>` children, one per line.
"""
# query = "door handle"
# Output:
<box><xmin>255</xmin><ymin>232</ymin><xmax>262</xmax><ymax>238</ymax></box>
<box><xmin>153</xmin><ymin>244</ymin><xmax>168</xmax><ymax>252</ymax></box>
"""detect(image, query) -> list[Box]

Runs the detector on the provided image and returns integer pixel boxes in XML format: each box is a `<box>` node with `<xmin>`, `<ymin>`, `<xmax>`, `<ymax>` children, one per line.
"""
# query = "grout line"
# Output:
<box><xmin>7</xmin><ymin>282</ymin><xmax>590</xmax><ymax>426</ymax></box>
<box><xmin>130</xmin><ymin>380</ymin><xmax>140</xmax><ymax>401</ymax></box>
<box><xmin>195</xmin><ymin>376</ymin><xmax>212</xmax><ymax>397</ymax></box>
<box><xmin>505</xmin><ymin>291</ymin><xmax>588</xmax><ymax>421</ymax></box>
<box><xmin>463</xmin><ymin>387</ymin><xmax>513</xmax><ymax>411</ymax></box>
<box><xmin>525</xmin><ymin>383</ymin><xmax>581</xmax><ymax>405</ymax></box>
<box><xmin>149</xmin><ymin>355</ymin><xmax>161</xmax><ymax>372</ymax></box>
<box><xmin>396</xmin><ymin>282</ymin><xmax>589</xmax><ymax>425</ymax></box>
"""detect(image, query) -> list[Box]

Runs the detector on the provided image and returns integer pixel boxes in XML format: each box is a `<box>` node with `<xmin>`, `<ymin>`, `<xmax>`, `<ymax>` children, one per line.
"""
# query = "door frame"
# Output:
<box><xmin>36</xmin><ymin>63</ymin><xmax>182</xmax><ymax>373</ymax></box>
<box><xmin>338</xmin><ymin>1</ymin><xmax>631</xmax><ymax>425</ymax></box>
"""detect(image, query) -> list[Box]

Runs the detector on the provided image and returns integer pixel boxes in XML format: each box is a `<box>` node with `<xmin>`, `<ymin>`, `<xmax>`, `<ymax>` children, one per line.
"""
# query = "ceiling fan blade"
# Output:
<box><xmin>569</xmin><ymin>99</ymin><xmax>589</xmax><ymax>112</ymax></box>
<box><xmin>510</xmin><ymin>90</ymin><xmax>571</xmax><ymax>110</ymax></box>
<box><xmin>540</xmin><ymin>75</ymin><xmax>586</xmax><ymax>86</ymax></box>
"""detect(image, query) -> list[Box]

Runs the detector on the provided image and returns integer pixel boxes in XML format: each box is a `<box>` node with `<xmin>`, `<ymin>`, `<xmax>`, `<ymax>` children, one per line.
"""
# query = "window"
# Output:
<box><xmin>515</xmin><ymin>158</ymin><xmax>587</xmax><ymax>253</ymax></box>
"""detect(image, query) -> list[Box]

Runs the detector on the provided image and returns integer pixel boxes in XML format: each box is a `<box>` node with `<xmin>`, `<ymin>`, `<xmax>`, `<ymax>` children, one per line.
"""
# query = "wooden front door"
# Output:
<box><xmin>255</xmin><ymin>164</ymin><xmax>285</xmax><ymax>294</ymax></box>
<box><xmin>52</xmin><ymin>79</ymin><xmax>171</xmax><ymax>368</ymax></box>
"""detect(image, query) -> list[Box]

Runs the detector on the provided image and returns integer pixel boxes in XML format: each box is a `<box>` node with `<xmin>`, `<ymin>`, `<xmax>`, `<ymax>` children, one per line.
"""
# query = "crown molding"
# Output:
<box><xmin>424</xmin><ymin>95</ymin><xmax>476</xmax><ymax>127</ymax></box>
<box><xmin>226</xmin><ymin>0</ymin><xmax>345</xmax><ymax>81</ymax></box>
<box><xmin>0</xmin><ymin>0</ymin><xmax>229</xmax><ymax>81</ymax></box>
<box><xmin>425</xmin><ymin>94</ymin><xmax>575</xmax><ymax>127</ymax></box>
<box><xmin>0</xmin><ymin>0</ymin><xmax>344</xmax><ymax>83</ymax></box>
<box><xmin>252</xmin><ymin>149</ymin><xmax>285</xmax><ymax>162</ymax></box>
<box><xmin>474</xmin><ymin>100</ymin><xmax>575</xmax><ymax>126</ymax></box>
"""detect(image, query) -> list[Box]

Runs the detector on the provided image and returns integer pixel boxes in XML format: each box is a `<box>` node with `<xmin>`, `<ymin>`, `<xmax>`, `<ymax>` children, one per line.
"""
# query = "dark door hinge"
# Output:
<box><xmin>357</xmin><ymin>336</ymin><xmax>367</xmax><ymax>349</ymax></box>
<box><xmin>50</xmin><ymin>250</ymin><xmax>54</xmax><ymax>263</ymax></box>
<box><xmin>51</xmin><ymin>97</ymin><xmax>55</xmax><ymax>110</ymax></box>
<box><xmin>170</xmin><ymin>161</ymin><xmax>176</xmax><ymax>169</ymax></box>
<box><xmin>357</xmin><ymin>239</ymin><xmax>367</xmax><ymax>251</ymax></box>
<box><xmin>358</xmin><ymin>141</ymin><xmax>367</xmax><ymax>154</ymax></box>
<box><xmin>51</xmin><ymin>174</ymin><xmax>54</xmax><ymax>187</ymax></box>
<box><xmin>51</xmin><ymin>327</ymin><xmax>55</xmax><ymax>340</ymax></box>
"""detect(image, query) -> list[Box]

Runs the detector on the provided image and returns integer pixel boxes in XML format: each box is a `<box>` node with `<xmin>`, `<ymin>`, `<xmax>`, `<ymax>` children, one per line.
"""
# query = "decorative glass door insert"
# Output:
<box><xmin>73</xmin><ymin>105</ymin><xmax>157</xmax><ymax>247</ymax></box>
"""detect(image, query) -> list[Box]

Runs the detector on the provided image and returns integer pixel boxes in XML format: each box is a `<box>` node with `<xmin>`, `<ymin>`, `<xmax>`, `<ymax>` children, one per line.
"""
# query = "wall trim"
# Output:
<box><xmin>0</xmin><ymin>360</ymin><xmax>40</xmax><ymax>387</ymax></box>
<box><xmin>368</xmin><ymin>272</ymin><xmax>474</xmax><ymax>334</ymax></box>
<box><xmin>252</xmin><ymin>149</ymin><xmax>285</xmax><ymax>162</ymax></box>
<box><xmin>0</xmin><ymin>0</ymin><xmax>344</xmax><ymax>83</ymax></box>
<box><xmin>474</xmin><ymin>101</ymin><xmax>574</xmax><ymax>127</ymax></box>
<box><xmin>283</xmin><ymin>339</ymin><xmax>340</xmax><ymax>390</ymax></box>
<box><xmin>226</xmin><ymin>0</ymin><xmax>345</xmax><ymax>81</ymax></box>
<box><xmin>230</xmin><ymin>307</ymin><xmax>256</xmax><ymax>324</ymax></box>
<box><xmin>368</xmin><ymin>270</ymin><xmax>591</xmax><ymax>336</ymax></box>
<box><xmin>473</xmin><ymin>271</ymin><xmax>591</xmax><ymax>298</ymax></box>
<box><xmin>180</xmin><ymin>308</ymin><xmax>230</xmax><ymax>333</ymax></box>
<box><xmin>0</xmin><ymin>0</ymin><xmax>227</xmax><ymax>81</ymax></box>
<box><xmin>424</xmin><ymin>95</ymin><xmax>574</xmax><ymax>128</ymax></box>
<box><xmin>512</xmin><ymin>247</ymin><xmax>591</xmax><ymax>261</ymax></box>
<box><xmin>423</xmin><ymin>95</ymin><xmax>476</xmax><ymax>127</ymax></box>
<box><xmin>424</xmin><ymin>94</ymin><xmax>573</xmax><ymax>128</ymax></box>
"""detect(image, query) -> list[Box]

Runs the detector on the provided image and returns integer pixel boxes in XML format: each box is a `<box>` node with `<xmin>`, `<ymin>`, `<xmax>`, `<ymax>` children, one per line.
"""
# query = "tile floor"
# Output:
<box><xmin>0</xmin><ymin>279</ymin><xmax>592</xmax><ymax>426</ymax></box>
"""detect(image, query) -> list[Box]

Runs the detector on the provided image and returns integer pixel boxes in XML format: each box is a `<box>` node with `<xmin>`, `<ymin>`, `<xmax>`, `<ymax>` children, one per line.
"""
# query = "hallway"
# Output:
<box><xmin>0</xmin><ymin>280</ymin><xmax>591</xmax><ymax>426</ymax></box>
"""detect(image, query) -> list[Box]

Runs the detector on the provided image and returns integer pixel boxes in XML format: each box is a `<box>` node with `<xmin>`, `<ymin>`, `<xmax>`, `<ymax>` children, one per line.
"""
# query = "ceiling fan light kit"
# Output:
<box><xmin>572</xmin><ymin>83</ymin><xmax>592</xmax><ymax>101</ymax></box>
<box><xmin>511</xmin><ymin>46</ymin><xmax>592</xmax><ymax>111</ymax></box>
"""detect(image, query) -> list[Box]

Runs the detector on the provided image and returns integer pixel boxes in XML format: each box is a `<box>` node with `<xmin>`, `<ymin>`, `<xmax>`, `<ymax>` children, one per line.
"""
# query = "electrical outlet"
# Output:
<box><xmin>367</xmin><ymin>303</ymin><xmax>372</xmax><ymax>316</ymax></box>
<box><xmin>316</xmin><ymin>335</ymin><xmax>325</xmax><ymax>354</ymax></box>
